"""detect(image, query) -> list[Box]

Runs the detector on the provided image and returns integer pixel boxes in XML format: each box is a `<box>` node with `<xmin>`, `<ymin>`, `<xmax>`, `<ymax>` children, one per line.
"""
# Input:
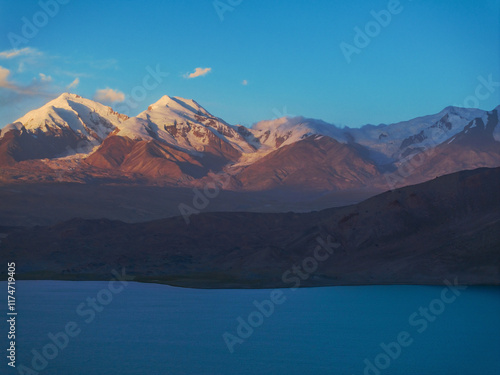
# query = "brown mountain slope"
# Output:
<box><xmin>0</xmin><ymin>127</ymin><xmax>84</xmax><ymax>166</ymax></box>
<box><xmin>85</xmin><ymin>135</ymin><xmax>210</xmax><ymax>181</ymax></box>
<box><xmin>235</xmin><ymin>135</ymin><xmax>381</xmax><ymax>191</ymax></box>
<box><xmin>85</xmin><ymin>133</ymin><xmax>247</xmax><ymax>182</ymax></box>
<box><xmin>2</xmin><ymin>167</ymin><xmax>498</xmax><ymax>288</ymax></box>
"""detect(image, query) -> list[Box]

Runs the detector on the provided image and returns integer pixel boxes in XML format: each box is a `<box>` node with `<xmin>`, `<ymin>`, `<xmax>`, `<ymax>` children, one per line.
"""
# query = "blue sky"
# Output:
<box><xmin>0</xmin><ymin>0</ymin><xmax>499</xmax><ymax>128</ymax></box>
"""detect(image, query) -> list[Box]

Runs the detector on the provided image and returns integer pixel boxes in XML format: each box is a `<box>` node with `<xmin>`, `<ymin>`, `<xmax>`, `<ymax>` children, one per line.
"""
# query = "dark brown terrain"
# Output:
<box><xmin>1</xmin><ymin>167</ymin><xmax>498</xmax><ymax>288</ymax></box>
<box><xmin>0</xmin><ymin>182</ymin><xmax>379</xmax><ymax>227</ymax></box>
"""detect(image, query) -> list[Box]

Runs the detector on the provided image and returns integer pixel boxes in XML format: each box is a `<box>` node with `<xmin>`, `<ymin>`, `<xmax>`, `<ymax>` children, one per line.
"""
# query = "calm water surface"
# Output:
<box><xmin>3</xmin><ymin>281</ymin><xmax>499</xmax><ymax>375</ymax></box>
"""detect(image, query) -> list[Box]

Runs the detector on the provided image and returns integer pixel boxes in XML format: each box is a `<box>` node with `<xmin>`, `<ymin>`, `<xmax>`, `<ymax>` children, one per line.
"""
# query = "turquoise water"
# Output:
<box><xmin>3</xmin><ymin>281</ymin><xmax>500</xmax><ymax>374</ymax></box>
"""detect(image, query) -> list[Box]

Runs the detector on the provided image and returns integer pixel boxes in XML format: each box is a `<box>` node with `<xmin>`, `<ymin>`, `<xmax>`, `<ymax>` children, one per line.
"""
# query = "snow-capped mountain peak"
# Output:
<box><xmin>1</xmin><ymin>93</ymin><xmax>498</xmax><ymax>189</ymax></box>
<box><xmin>147</xmin><ymin>95</ymin><xmax>209</xmax><ymax>117</ymax></box>
<box><xmin>0</xmin><ymin>93</ymin><xmax>128</xmax><ymax>157</ymax></box>
<box><xmin>250</xmin><ymin>116</ymin><xmax>349</xmax><ymax>149</ymax></box>
<box><xmin>115</xmin><ymin>95</ymin><xmax>256</xmax><ymax>156</ymax></box>
<box><xmin>343</xmin><ymin>106</ymin><xmax>489</xmax><ymax>163</ymax></box>
<box><xmin>2</xmin><ymin>93</ymin><xmax>127</xmax><ymax>141</ymax></box>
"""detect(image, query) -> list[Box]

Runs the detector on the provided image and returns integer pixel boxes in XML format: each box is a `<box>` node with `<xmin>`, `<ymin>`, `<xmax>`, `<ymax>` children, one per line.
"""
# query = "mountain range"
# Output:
<box><xmin>1</xmin><ymin>95</ymin><xmax>499</xmax><ymax>287</ymax></box>
<box><xmin>1</xmin><ymin>93</ymin><xmax>499</xmax><ymax>191</ymax></box>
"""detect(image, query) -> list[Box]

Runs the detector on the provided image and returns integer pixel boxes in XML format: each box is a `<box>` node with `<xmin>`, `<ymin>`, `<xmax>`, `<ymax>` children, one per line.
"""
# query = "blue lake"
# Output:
<box><xmin>3</xmin><ymin>280</ymin><xmax>500</xmax><ymax>375</ymax></box>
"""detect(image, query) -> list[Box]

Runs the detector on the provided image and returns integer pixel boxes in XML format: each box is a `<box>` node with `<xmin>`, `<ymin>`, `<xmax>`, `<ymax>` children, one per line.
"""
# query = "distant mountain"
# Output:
<box><xmin>0</xmin><ymin>93</ymin><xmax>127</xmax><ymax>166</ymax></box>
<box><xmin>345</xmin><ymin>106</ymin><xmax>486</xmax><ymax>164</ymax></box>
<box><xmin>231</xmin><ymin>106</ymin><xmax>500</xmax><ymax>190</ymax></box>
<box><xmin>3</xmin><ymin>167</ymin><xmax>498</xmax><ymax>287</ymax></box>
<box><xmin>250</xmin><ymin>116</ymin><xmax>349</xmax><ymax>149</ymax></box>
<box><xmin>235</xmin><ymin>135</ymin><xmax>380</xmax><ymax>191</ymax></box>
<box><xmin>1</xmin><ymin>93</ymin><xmax>499</xmax><ymax>192</ymax></box>
<box><xmin>399</xmin><ymin>108</ymin><xmax>500</xmax><ymax>185</ymax></box>
<box><xmin>83</xmin><ymin>95</ymin><xmax>260</xmax><ymax>181</ymax></box>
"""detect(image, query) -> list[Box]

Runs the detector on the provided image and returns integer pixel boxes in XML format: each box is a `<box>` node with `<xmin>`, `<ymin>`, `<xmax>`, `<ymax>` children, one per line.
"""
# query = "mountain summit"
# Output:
<box><xmin>0</xmin><ymin>93</ymin><xmax>127</xmax><ymax>164</ymax></box>
<box><xmin>115</xmin><ymin>94</ymin><xmax>255</xmax><ymax>155</ymax></box>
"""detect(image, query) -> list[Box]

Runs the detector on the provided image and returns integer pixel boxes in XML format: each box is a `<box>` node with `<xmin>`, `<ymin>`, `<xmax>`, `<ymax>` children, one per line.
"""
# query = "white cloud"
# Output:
<box><xmin>67</xmin><ymin>77</ymin><xmax>80</xmax><ymax>90</ymax></box>
<box><xmin>183</xmin><ymin>67</ymin><xmax>212</xmax><ymax>79</ymax></box>
<box><xmin>39</xmin><ymin>73</ymin><xmax>52</xmax><ymax>82</ymax></box>
<box><xmin>0</xmin><ymin>47</ymin><xmax>41</xmax><ymax>59</ymax></box>
<box><xmin>0</xmin><ymin>48</ymin><xmax>46</xmax><ymax>76</ymax></box>
<box><xmin>94</xmin><ymin>87</ymin><xmax>125</xmax><ymax>103</ymax></box>
<box><xmin>0</xmin><ymin>66</ymin><xmax>53</xmax><ymax>97</ymax></box>
<box><xmin>242</xmin><ymin>79</ymin><xmax>248</xmax><ymax>85</ymax></box>
<box><xmin>0</xmin><ymin>57</ymin><xmax>71</xmax><ymax>110</ymax></box>
<box><xmin>0</xmin><ymin>66</ymin><xmax>12</xmax><ymax>88</ymax></box>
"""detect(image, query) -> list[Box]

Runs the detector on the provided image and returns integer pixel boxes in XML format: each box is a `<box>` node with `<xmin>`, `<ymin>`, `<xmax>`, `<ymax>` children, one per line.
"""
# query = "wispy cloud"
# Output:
<box><xmin>183</xmin><ymin>67</ymin><xmax>212</xmax><ymax>79</ymax></box>
<box><xmin>67</xmin><ymin>77</ymin><xmax>80</xmax><ymax>90</ymax></box>
<box><xmin>0</xmin><ymin>65</ymin><xmax>55</xmax><ymax>98</ymax></box>
<box><xmin>0</xmin><ymin>49</ymin><xmax>82</xmax><ymax>114</ymax></box>
<box><xmin>242</xmin><ymin>79</ymin><xmax>248</xmax><ymax>85</ymax></box>
<box><xmin>94</xmin><ymin>87</ymin><xmax>125</xmax><ymax>103</ymax></box>
<box><xmin>0</xmin><ymin>66</ymin><xmax>13</xmax><ymax>88</ymax></box>
<box><xmin>39</xmin><ymin>73</ymin><xmax>52</xmax><ymax>82</ymax></box>
<box><xmin>0</xmin><ymin>47</ymin><xmax>41</xmax><ymax>60</ymax></box>
<box><xmin>0</xmin><ymin>48</ymin><xmax>51</xmax><ymax>76</ymax></box>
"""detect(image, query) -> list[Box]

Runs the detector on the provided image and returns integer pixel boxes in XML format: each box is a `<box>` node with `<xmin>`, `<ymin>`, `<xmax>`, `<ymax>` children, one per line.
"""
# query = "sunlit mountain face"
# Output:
<box><xmin>1</xmin><ymin>93</ymin><xmax>499</xmax><ymax>191</ymax></box>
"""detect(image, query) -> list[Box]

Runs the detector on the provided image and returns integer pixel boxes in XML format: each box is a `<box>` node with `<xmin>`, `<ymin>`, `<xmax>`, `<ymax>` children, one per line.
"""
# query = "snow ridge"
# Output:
<box><xmin>1</xmin><ymin>93</ymin><xmax>128</xmax><ymax>155</ymax></box>
<box><xmin>1</xmin><ymin>94</ymin><xmax>497</xmax><ymax>166</ymax></box>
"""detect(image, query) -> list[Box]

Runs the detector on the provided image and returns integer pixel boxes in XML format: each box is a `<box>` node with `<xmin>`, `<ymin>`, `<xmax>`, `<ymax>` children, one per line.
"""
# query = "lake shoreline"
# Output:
<box><xmin>6</xmin><ymin>273</ymin><xmax>499</xmax><ymax>290</ymax></box>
